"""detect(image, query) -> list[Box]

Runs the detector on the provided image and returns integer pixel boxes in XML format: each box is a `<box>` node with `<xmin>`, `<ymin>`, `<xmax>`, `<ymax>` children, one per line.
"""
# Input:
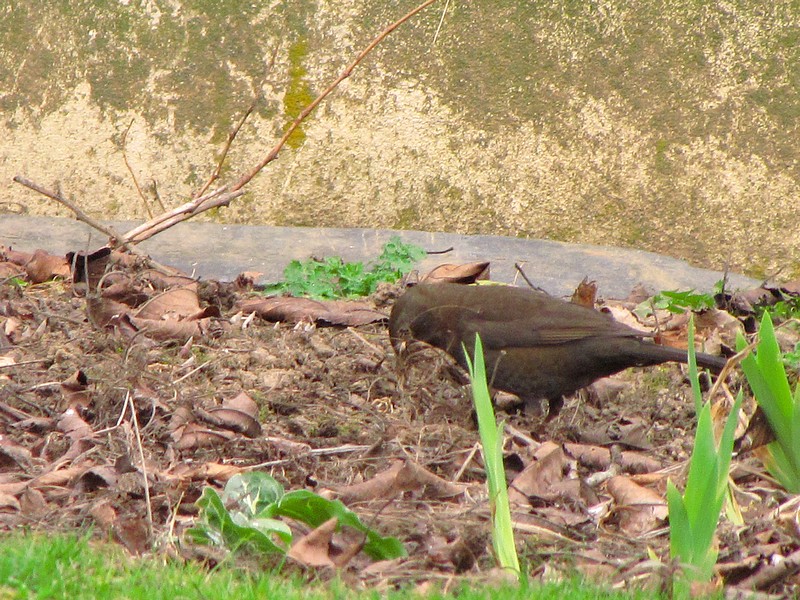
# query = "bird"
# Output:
<box><xmin>389</xmin><ymin>282</ymin><xmax>727</xmax><ymax>418</ymax></box>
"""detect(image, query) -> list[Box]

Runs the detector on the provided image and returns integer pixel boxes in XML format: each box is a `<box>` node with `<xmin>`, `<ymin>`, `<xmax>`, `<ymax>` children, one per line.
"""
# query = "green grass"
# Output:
<box><xmin>0</xmin><ymin>532</ymin><xmax>668</xmax><ymax>600</ymax></box>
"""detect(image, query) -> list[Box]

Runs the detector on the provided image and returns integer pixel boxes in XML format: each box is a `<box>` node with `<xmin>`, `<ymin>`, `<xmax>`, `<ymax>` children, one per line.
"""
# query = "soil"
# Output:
<box><xmin>0</xmin><ymin>254</ymin><xmax>798</xmax><ymax>597</ymax></box>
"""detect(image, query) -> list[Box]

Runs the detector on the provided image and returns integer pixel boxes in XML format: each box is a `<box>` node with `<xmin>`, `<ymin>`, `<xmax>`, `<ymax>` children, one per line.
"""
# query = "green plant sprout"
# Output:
<box><xmin>737</xmin><ymin>313</ymin><xmax>800</xmax><ymax>493</ymax></box>
<box><xmin>633</xmin><ymin>289</ymin><xmax>717</xmax><ymax>320</ymax></box>
<box><xmin>754</xmin><ymin>296</ymin><xmax>800</xmax><ymax>321</ymax></box>
<box><xmin>783</xmin><ymin>341</ymin><xmax>800</xmax><ymax>370</ymax></box>
<box><xmin>667</xmin><ymin>317</ymin><xmax>741</xmax><ymax>591</ymax></box>
<box><xmin>188</xmin><ymin>472</ymin><xmax>406</xmax><ymax>562</ymax></box>
<box><xmin>264</xmin><ymin>236</ymin><xmax>425</xmax><ymax>299</ymax></box>
<box><xmin>463</xmin><ymin>334</ymin><xmax>522</xmax><ymax>579</ymax></box>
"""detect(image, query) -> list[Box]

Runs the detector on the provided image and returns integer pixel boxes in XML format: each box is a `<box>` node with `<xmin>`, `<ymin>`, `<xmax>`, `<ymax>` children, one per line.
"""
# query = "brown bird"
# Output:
<box><xmin>389</xmin><ymin>283</ymin><xmax>726</xmax><ymax>417</ymax></box>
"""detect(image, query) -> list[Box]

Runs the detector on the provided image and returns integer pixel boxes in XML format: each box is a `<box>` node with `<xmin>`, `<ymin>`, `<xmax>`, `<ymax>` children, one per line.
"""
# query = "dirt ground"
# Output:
<box><xmin>1</xmin><ymin>247</ymin><xmax>799</xmax><ymax>598</ymax></box>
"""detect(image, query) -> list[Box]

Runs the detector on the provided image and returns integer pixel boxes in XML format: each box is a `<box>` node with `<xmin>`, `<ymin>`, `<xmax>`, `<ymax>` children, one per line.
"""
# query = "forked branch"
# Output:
<box><xmin>13</xmin><ymin>0</ymin><xmax>440</xmax><ymax>250</ymax></box>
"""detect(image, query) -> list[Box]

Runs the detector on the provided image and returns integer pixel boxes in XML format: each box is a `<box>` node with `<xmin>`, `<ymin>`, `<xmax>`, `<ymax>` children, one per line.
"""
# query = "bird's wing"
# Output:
<box><xmin>458</xmin><ymin>304</ymin><xmax>649</xmax><ymax>349</ymax></box>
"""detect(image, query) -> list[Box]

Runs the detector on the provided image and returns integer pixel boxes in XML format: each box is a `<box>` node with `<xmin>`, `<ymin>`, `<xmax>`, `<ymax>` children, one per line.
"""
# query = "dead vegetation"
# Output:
<box><xmin>2</xmin><ymin>245</ymin><xmax>800</xmax><ymax>597</ymax></box>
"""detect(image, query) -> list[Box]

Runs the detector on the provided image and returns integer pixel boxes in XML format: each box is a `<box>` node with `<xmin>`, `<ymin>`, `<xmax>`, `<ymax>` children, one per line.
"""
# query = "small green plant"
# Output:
<box><xmin>667</xmin><ymin>317</ymin><xmax>741</xmax><ymax>590</ymax></box>
<box><xmin>5</xmin><ymin>275</ymin><xmax>29</xmax><ymax>288</ymax></box>
<box><xmin>463</xmin><ymin>334</ymin><xmax>521</xmax><ymax>579</ymax></box>
<box><xmin>634</xmin><ymin>288</ymin><xmax>717</xmax><ymax>320</ymax></box>
<box><xmin>755</xmin><ymin>296</ymin><xmax>800</xmax><ymax>321</ymax></box>
<box><xmin>737</xmin><ymin>313</ymin><xmax>800</xmax><ymax>492</ymax></box>
<box><xmin>783</xmin><ymin>341</ymin><xmax>800</xmax><ymax>370</ymax></box>
<box><xmin>188</xmin><ymin>471</ymin><xmax>406</xmax><ymax>562</ymax></box>
<box><xmin>264</xmin><ymin>236</ymin><xmax>425</xmax><ymax>299</ymax></box>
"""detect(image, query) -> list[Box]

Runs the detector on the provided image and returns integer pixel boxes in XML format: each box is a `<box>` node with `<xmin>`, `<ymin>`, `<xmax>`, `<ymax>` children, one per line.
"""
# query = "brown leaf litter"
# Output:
<box><xmin>2</xmin><ymin>245</ymin><xmax>800</xmax><ymax>596</ymax></box>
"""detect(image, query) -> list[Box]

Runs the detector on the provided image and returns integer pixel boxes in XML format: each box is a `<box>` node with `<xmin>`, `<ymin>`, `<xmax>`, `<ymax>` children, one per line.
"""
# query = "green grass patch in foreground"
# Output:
<box><xmin>0</xmin><ymin>532</ymin><xmax>669</xmax><ymax>600</ymax></box>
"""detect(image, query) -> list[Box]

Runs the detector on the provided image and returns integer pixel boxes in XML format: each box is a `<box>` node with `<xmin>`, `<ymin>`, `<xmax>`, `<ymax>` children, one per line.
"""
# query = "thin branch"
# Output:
<box><xmin>432</xmin><ymin>0</ymin><xmax>451</xmax><ymax>45</ymax></box>
<box><xmin>121</xmin><ymin>186</ymin><xmax>244</xmax><ymax>244</ymax></box>
<box><xmin>193</xmin><ymin>101</ymin><xmax>256</xmax><ymax>200</ymax></box>
<box><xmin>230</xmin><ymin>0</ymin><xmax>440</xmax><ymax>191</ymax></box>
<box><xmin>194</xmin><ymin>45</ymin><xmax>280</xmax><ymax>199</ymax></box>
<box><xmin>14</xmin><ymin>176</ymin><xmax>125</xmax><ymax>243</ymax></box>
<box><xmin>514</xmin><ymin>262</ymin><xmax>538</xmax><ymax>291</ymax></box>
<box><xmin>125</xmin><ymin>390</ymin><xmax>155</xmax><ymax>541</ymax></box>
<box><xmin>13</xmin><ymin>0</ymin><xmax>437</xmax><ymax>253</ymax></box>
<box><xmin>12</xmin><ymin>176</ymin><xmax>182</xmax><ymax>275</ymax></box>
<box><xmin>150</xmin><ymin>179</ymin><xmax>166</xmax><ymax>213</ymax></box>
<box><xmin>121</xmin><ymin>119</ymin><xmax>154</xmax><ymax>218</ymax></box>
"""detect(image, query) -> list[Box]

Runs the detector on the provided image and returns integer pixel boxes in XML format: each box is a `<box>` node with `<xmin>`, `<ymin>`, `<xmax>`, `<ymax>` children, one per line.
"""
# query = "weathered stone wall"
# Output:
<box><xmin>2</xmin><ymin>1</ymin><xmax>798</xmax><ymax>277</ymax></box>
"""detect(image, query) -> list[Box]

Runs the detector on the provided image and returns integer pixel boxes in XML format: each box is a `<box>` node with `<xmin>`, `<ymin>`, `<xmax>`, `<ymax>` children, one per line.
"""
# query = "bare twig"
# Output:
<box><xmin>514</xmin><ymin>262</ymin><xmax>548</xmax><ymax>292</ymax></box>
<box><xmin>231</xmin><ymin>0</ymin><xmax>440</xmax><ymax>191</ymax></box>
<box><xmin>194</xmin><ymin>45</ymin><xmax>280</xmax><ymax>199</ymax></box>
<box><xmin>432</xmin><ymin>0</ymin><xmax>451</xmax><ymax>45</ymax></box>
<box><xmin>150</xmin><ymin>179</ymin><xmax>166</xmax><ymax>213</ymax></box>
<box><xmin>125</xmin><ymin>390</ymin><xmax>154</xmax><ymax>541</ymax></box>
<box><xmin>121</xmin><ymin>186</ymin><xmax>244</xmax><ymax>244</ymax></box>
<box><xmin>121</xmin><ymin>119</ymin><xmax>154</xmax><ymax>218</ymax></box>
<box><xmin>193</xmin><ymin>101</ymin><xmax>257</xmax><ymax>200</ymax></box>
<box><xmin>14</xmin><ymin>176</ymin><xmax>126</xmax><ymax>243</ymax></box>
<box><xmin>13</xmin><ymin>0</ymin><xmax>437</xmax><ymax>252</ymax></box>
<box><xmin>12</xmin><ymin>176</ymin><xmax>183</xmax><ymax>275</ymax></box>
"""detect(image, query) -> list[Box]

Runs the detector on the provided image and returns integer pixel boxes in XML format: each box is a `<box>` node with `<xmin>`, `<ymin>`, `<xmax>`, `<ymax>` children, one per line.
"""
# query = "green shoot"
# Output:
<box><xmin>188</xmin><ymin>472</ymin><xmax>406</xmax><ymax>561</ymax></box>
<box><xmin>783</xmin><ymin>341</ymin><xmax>800</xmax><ymax>370</ymax></box>
<box><xmin>264</xmin><ymin>236</ymin><xmax>425</xmax><ymax>299</ymax></box>
<box><xmin>633</xmin><ymin>289</ymin><xmax>716</xmax><ymax>320</ymax></box>
<box><xmin>685</xmin><ymin>318</ymin><xmax>703</xmax><ymax>415</ymax></box>
<box><xmin>755</xmin><ymin>296</ymin><xmax>800</xmax><ymax>321</ymax></box>
<box><xmin>463</xmin><ymin>334</ymin><xmax>521</xmax><ymax>579</ymax></box>
<box><xmin>737</xmin><ymin>312</ymin><xmax>800</xmax><ymax>492</ymax></box>
<box><xmin>667</xmin><ymin>317</ymin><xmax>741</xmax><ymax>589</ymax></box>
<box><xmin>7</xmin><ymin>276</ymin><xmax>29</xmax><ymax>287</ymax></box>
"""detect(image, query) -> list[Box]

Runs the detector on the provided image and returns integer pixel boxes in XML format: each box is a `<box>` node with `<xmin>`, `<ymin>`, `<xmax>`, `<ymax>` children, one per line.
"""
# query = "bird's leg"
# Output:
<box><xmin>545</xmin><ymin>396</ymin><xmax>565</xmax><ymax>421</ymax></box>
<box><xmin>522</xmin><ymin>395</ymin><xmax>564</xmax><ymax>421</ymax></box>
<box><xmin>522</xmin><ymin>396</ymin><xmax>550</xmax><ymax>418</ymax></box>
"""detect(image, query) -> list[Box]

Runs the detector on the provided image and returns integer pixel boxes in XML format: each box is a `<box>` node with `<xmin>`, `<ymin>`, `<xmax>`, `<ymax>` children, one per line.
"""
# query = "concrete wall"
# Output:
<box><xmin>2</xmin><ymin>1</ymin><xmax>798</xmax><ymax>277</ymax></box>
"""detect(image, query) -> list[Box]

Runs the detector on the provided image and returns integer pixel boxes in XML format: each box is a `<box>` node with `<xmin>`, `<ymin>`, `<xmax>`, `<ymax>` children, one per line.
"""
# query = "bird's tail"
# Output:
<box><xmin>642</xmin><ymin>343</ymin><xmax>728</xmax><ymax>372</ymax></box>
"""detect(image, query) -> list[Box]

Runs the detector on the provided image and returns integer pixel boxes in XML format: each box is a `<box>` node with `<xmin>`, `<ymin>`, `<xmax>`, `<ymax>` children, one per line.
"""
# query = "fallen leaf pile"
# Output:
<box><xmin>3</xmin><ymin>244</ymin><xmax>800</xmax><ymax>595</ymax></box>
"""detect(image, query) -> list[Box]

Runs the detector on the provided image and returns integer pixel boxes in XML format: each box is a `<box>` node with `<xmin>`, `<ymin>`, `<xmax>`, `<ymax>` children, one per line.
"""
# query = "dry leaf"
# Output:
<box><xmin>224</xmin><ymin>391</ymin><xmax>258</xmax><ymax>416</ymax></box>
<box><xmin>564</xmin><ymin>443</ymin><xmax>661</xmax><ymax>474</ymax></box>
<box><xmin>114</xmin><ymin>516</ymin><xmax>151</xmax><ymax>556</ymax></box>
<box><xmin>288</xmin><ymin>517</ymin><xmax>339</xmax><ymax>568</ymax></box>
<box><xmin>57</xmin><ymin>408</ymin><xmax>93</xmax><ymax>442</ymax></box>
<box><xmin>571</xmin><ymin>277</ymin><xmax>597</xmax><ymax>308</ymax></box>
<box><xmin>0</xmin><ymin>262</ymin><xmax>24</xmax><ymax>278</ymax></box>
<box><xmin>335</xmin><ymin>459</ymin><xmax>466</xmax><ymax>504</ymax></box>
<box><xmin>174</xmin><ymin>424</ymin><xmax>235</xmax><ymax>450</ymax></box>
<box><xmin>76</xmin><ymin>466</ymin><xmax>118</xmax><ymax>493</ymax></box>
<box><xmin>508</xmin><ymin>443</ymin><xmax>571</xmax><ymax>506</ymax></box>
<box><xmin>127</xmin><ymin>315</ymin><xmax>204</xmax><ymax>341</ymax></box>
<box><xmin>198</xmin><ymin>407</ymin><xmax>261</xmax><ymax>438</ymax></box>
<box><xmin>24</xmin><ymin>249</ymin><xmax>70</xmax><ymax>283</ymax></box>
<box><xmin>420</xmin><ymin>262</ymin><xmax>491</xmax><ymax>284</ymax></box>
<box><xmin>90</xmin><ymin>501</ymin><xmax>117</xmax><ymax>529</ymax></box>
<box><xmin>61</xmin><ymin>370</ymin><xmax>91</xmax><ymax>410</ymax></box>
<box><xmin>135</xmin><ymin>284</ymin><xmax>200</xmax><ymax>321</ymax></box>
<box><xmin>0</xmin><ymin>439</ymin><xmax>33</xmax><ymax>470</ymax></box>
<box><xmin>0</xmin><ymin>492</ymin><xmax>20</xmax><ymax>512</ymax></box>
<box><xmin>19</xmin><ymin>487</ymin><xmax>47</xmax><ymax>518</ymax></box>
<box><xmin>67</xmin><ymin>246</ymin><xmax>112</xmax><ymax>291</ymax></box>
<box><xmin>170</xmin><ymin>462</ymin><xmax>243</xmax><ymax>483</ymax></box>
<box><xmin>606</xmin><ymin>475</ymin><xmax>667</xmax><ymax>536</ymax></box>
<box><xmin>33</xmin><ymin>464</ymin><xmax>87</xmax><ymax>487</ymax></box>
